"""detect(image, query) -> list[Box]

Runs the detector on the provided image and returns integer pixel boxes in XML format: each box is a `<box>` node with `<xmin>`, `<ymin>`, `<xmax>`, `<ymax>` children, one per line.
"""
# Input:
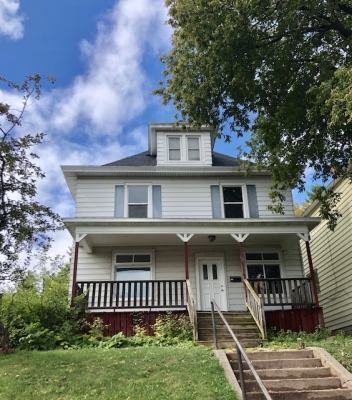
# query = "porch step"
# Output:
<box><xmin>196</xmin><ymin>312</ymin><xmax>261</xmax><ymax>348</ymax></box>
<box><xmin>226</xmin><ymin>349</ymin><xmax>352</xmax><ymax>400</ymax></box>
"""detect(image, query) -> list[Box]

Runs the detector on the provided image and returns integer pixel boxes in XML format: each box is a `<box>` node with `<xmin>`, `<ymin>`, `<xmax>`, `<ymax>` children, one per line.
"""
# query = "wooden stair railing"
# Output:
<box><xmin>186</xmin><ymin>279</ymin><xmax>198</xmax><ymax>341</ymax></box>
<box><xmin>244</xmin><ymin>279</ymin><xmax>267</xmax><ymax>340</ymax></box>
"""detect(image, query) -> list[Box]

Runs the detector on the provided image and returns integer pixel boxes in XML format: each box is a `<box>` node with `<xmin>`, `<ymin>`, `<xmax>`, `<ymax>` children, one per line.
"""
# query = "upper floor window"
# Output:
<box><xmin>115</xmin><ymin>184</ymin><xmax>162</xmax><ymax>219</ymax></box>
<box><xmin>128</xmin><ymin>185</ymin><xmax>148</xmax><ymax>218</ymax></box>
<box><xmin>167</xmin><ymin>135</ymin><xmax>202</xmax><ymax>162</ymax></box>
<box><xmin>187</xmin><ymin>137</ymin><xmax>200</xmax><ymax>161</ymax></box>
<box><xmin>168</xmin><ymin>137</ymin><xmax>181</xmax><ymax>160</ymax></box>
<box><xmin>222</xmin><ymin>186</ymin><xmax>244</xmax><ymax>218</ymax></box>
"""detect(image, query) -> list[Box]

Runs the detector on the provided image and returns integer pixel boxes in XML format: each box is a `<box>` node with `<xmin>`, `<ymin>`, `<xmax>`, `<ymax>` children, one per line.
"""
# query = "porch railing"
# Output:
<box><xmin>244</xmin><ymin>279</ymin><xmax>267</xmax><ymax>340</ymax></box>
<box><xmin>75</xmin><ymin>280</ymin><xmax>187</xmax><ymax>309</ymax></box>
<box><xmin>186</xmin><ymin>279</ymin><xmax>198</xmax><ymax>341</ymax></box>
<box><xmin>247</xmin><ymin>278</ymin><xmax>315</xmax><ymax>308</ymax></box>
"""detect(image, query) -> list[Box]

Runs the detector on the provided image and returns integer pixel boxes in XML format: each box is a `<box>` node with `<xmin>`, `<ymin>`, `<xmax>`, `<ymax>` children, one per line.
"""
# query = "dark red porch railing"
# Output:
<box><xmin>247</xmin><ymin>278</ymin><xmax>315</xmax><ymax>308</ymax></box>
<box><xmin>75</xmin><ymin>280</ymin><xmax>187</xmax><ymax>309</ymax></box>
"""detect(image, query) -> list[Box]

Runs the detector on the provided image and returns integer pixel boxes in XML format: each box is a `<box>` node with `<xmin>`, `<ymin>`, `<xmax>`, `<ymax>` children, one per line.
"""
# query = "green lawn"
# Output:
<box><xmin>0</xmin><ymin>346</ymin><xmax>237</xmax><ymax>400</ymax></box>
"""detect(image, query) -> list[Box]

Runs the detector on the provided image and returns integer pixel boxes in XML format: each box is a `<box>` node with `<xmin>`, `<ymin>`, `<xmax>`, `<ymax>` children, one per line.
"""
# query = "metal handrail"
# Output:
<box><xmin>186</xmin><ymin>279</ymin><xmax>198</xmax><ymax>341</ymax></box>
<box><xmin>210</xmin><ymin>300</ymin><xmax>272</xmax><ymax>400</ymax></box>
<box><xmin>244</xmin><ymin>279</ymin><xmax>267</xmax><ymax>340</ymax></box>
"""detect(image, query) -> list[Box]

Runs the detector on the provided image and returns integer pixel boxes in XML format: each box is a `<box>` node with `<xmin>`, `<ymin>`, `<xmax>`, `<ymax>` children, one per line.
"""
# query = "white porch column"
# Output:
<box><xmin>71</xmin><ymin>233</ymin><xmax>89</xmax><ymax>307</ymax></box>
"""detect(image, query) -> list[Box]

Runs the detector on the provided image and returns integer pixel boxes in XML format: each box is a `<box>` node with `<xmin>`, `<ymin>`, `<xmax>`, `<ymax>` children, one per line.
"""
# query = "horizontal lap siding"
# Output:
<box><xmin>73</xmin><ymin>177</ymin><xmax>292</xmax><ymax>219</ymax></box>
<box><xmin>301</xmin><ymin>179</ymin><xmax>352</xmax><ymax>332</ymax></box>
<box><xmin>75</xmin><ymin>181</ymin><xmax>115</xmax><ymax>217</ymax></box>
<box><xmin>282</xmin><ymin>245</ymin><xmax>304</xmax><ymax>279</ymax></box>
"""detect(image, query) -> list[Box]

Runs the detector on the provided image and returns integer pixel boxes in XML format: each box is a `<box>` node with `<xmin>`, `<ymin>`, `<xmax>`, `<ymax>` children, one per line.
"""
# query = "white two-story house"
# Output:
<box><xmin>62</xmin><ymin>123</ymin><xmax>323</xmax><ymax>339</ymax></box>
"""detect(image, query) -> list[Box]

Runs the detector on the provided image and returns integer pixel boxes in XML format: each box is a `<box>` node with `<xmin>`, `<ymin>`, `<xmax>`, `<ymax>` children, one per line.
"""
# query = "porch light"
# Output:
<box><xmin>208</xmin><ymin>235</ymin><xmax>216</xmax><ymax>242</ymax></box>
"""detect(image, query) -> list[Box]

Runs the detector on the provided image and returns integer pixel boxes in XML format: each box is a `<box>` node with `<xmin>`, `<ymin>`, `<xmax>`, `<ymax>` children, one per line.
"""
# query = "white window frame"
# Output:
<box><xmin>186</xmin><ymin>136</ymin><xmax>200</xmax><ymax>161</ymax></box>
<box><xmin>165</xmin><ymin>134</ymin><xmax>203</xmax><ymax>163</ymax></box>
<box><xmin>124</xmin><ymin>183</ymin><xmax>152</xmax><ymax>218</ymax></box>
<box><xmin>245</xmin><ymin>251</ymin><xmax>284</xmax><ymax>280</ymax></box>
<box><xmin>220</xmin><ymin>183</ymin><xmax>249</xmax><ymax>218</ymax></box>
<box><xmin>111</xmin><ymin>249</ymin><xmax>155</xmax><ymax>281</ymax></box>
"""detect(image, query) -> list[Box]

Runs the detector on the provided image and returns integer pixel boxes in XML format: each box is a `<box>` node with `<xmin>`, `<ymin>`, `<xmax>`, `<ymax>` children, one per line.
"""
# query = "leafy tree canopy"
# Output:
<box><xmin>0</xmin><ymin>75</ymin><xmax>63</xmax><ymax>284</ymax></box>
<box><xmin>154</xmin><ymin>0</ymin><xmax>352</xmax><ymax>229</ymax></box>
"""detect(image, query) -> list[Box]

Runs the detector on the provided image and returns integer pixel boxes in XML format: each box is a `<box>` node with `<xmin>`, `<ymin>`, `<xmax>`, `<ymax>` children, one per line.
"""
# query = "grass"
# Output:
<box><xmin>262</xmin><ymin>329</ymin><xmax>352</xmax><ymax>372</ymax></box>
<box><xmin>0</xmin><ymin>346</ymin><xmax>237</xmax><ymax>400</ymax></box>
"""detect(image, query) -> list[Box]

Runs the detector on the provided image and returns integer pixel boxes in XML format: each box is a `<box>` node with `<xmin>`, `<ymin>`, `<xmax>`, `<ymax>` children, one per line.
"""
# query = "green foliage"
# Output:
<box><xmin>153</xmin><ymin>312</ymin><xmax>193</xmax><ymax>341</ymax></box>
<box><xmin>267</xmin><ymin>326</ymin><xmax>331</xmax><ymax>346</ymax></box>
<box><xmin>0</xmin><ymin>75</ymin><xmax>63</xmax><ymax>283</ymax></box>
<box><xmin>155</xmin><ymin>0</ymin><xmax>352</xmax><ymax>229</ymax></box>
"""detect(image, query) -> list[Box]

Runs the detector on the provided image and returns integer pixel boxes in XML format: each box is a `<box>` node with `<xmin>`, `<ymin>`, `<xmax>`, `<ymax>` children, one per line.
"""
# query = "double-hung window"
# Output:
<box><xmin>128</xmin><ymin>185</ymin><xmax>149</xmax><ymax>218</ymax></box>
<box><xmin>168</xmin><ymin>137</ymin><xmax>181</xmax><ymax>160</ymax></box>
<box><xmin>115</xmin><ymin>184</ymin><xmax>162</xmax><ymax>219</ymax></box>
<box><xmin>222</xmin><ymin>186</ymin><xmax>244</xmax><ymax>218</ymax></box>
<box><xmin>187</xmin><ymin>137</ymin><xmax>200</xmax><ymax>161</ymax></box>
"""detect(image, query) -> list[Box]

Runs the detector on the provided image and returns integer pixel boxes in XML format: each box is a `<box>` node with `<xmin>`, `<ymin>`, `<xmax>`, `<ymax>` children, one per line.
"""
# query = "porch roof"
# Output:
<box><xmin>63</xmin><ymin>217</ymin><xmax>320</xmax><ymax>249</ymax></box>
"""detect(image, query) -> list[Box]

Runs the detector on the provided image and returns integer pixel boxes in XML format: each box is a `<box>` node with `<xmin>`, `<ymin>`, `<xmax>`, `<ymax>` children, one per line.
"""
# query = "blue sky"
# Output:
<box><xmin>1</xmin><ymin>0</ymin><xmax>311</xmax><ymax>258</ymax></box>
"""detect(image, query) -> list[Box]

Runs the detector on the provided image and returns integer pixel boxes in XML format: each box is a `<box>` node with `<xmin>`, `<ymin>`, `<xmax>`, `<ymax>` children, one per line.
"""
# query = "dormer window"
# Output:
<box><xmin>187</xmin><ymin>137</ymin><xmax>200</xmax><ymax>161</ymax></box>
<box><xmin>166</xmin><ymin>134</ymin><xmax>202</xmax><ymax>163</ymax></box>
<box><xmin>168</xmin><ymin>137</ymin><xmax>181</xmax><ymax>160</ymax></box>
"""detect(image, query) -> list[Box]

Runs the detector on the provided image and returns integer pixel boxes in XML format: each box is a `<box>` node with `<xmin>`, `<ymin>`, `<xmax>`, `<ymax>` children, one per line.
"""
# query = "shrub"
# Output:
<box><xmin>153</xmin><ymin>312</ymin><xmax>193</xmax><ymax>341</ymax></box>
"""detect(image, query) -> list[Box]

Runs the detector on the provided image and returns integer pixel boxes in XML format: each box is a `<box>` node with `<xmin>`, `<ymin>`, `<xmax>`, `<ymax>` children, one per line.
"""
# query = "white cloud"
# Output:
<box><xmin>0</xmin><ymin>0</ymin><xmax>173</xmax><ymax>259</ymax></box>
<box><xmin>29</xmin><ymin>0</ymin><xmax>171</xmax><ymax>137</ymax></box>
<box><xmin>0</xmin><ymin>0</ymin><xmax>24</xmax><ymax>39</ymax></box>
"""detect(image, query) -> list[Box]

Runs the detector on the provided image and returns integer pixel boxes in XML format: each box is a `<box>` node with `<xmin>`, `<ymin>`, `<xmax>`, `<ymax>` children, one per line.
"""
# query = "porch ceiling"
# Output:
<box><xmin>77</xmin><ymin>232</ymin><xmax>301</xmax><ymax>248</ymax></box>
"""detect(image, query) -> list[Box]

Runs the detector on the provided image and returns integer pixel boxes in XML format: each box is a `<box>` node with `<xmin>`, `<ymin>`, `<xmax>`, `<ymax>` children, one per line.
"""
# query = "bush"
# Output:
<box><xmin>153</xmin><ymin>312</ymin><xmax>193</xmax><ymax>341</ymax></box>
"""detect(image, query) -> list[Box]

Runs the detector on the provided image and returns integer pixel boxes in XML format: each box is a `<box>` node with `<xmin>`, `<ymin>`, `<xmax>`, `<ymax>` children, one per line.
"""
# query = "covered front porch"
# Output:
<box><xmin>66</xmin><ymin>217</ymin><xmax>322</xmax><ymax>338</ymax></box>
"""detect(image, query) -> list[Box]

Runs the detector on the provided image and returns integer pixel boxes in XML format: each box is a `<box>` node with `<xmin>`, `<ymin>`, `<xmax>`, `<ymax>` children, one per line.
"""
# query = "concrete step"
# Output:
<box><xmin>229</xmin><ymin>357</ymin><xmax>322</xmax><ymax>369</ymax></box>
<box><xmin>246</xmin><ymin>389</ymin><xmax>352</xmax><ymax>400</ymax></box>
<box><xmin>245</xmin><ymin>377</ymin><xmax>342</xmax><ymax>392</ymax></box>
<box><xmin>246</xmin><ymin>349</ymin><xmax>314</xmax><ymax>360</ymax></box>
<box><xmin>199</xmin><ymin>340</ymin><xmax>259</xmax><ymax>348</ymax></box>
<box><xmin>198</xmin><ymin>332</ymin><xmax>258</xmax><ymax>340</ymax></box>
<box><xmin>239</xmin><ymin>366</ymin><xmax>332</xmax><ymax>380</ymax></box>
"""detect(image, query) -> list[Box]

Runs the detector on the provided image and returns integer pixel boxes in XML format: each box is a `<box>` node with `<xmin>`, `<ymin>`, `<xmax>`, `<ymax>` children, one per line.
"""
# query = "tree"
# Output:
<box><xmin>154</xmin><ymin>0</ymin><xmax>352</xmax><ymax>229</ymax></box>
<box><xmin>0</xmin><ymin>74</ymin><xmax>63</xmax><ymax>284</ymax></box>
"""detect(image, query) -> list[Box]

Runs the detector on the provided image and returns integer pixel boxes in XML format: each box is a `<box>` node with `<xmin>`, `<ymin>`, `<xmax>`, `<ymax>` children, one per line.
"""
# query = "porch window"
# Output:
<box><xmin>115</xmin><ymin>253</ymin><xmax>152</xmax><ymax>298</ymax></box>
<box><xmin>246</xmin><ymin>252</ymin><xmax>281</xmax><ymax>293</ymax></box>
<box><xmin>223</xmin><ymin>186</ymin><xmax>244</xmax><ymax>218</ymax></box>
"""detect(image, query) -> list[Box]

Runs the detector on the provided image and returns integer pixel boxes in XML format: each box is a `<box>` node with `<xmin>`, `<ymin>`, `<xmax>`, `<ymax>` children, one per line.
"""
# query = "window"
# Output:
<box><xmin>168</xmin><ymin>137</ymin><xmax>181</xmax><ymax>160</ymax></box>
<box><xmin>115</xmin><ymin>184</ymin><xmax>162</xmax><ymax>219</ymax></box>
<box><xmin>128</xmin><ymin>185</ymin><xmax>148</xmax><ymax>218</ymax></box>
<box><xmin>223</xmin><ymin>186</ymin><xmax>244</xmax><ymax>218</ymax></box>
<box><xmin>246</xmin><ymin>252</ymin><xmax>281</xmax><ymax>293</ymax></box>
<box><xmin>114</xmin><ymin>252</ymin><xmax>153</xmax><ymax>298</ymax></box>
<box><xmin>187</xmin><ymin>137</ymin><xmax>200</xmax><ymax>160</ymax></box>
<box><xmin>166</xmin><ymin>135</ymin><xmax>202</xmax><ymax>162</ymax></box>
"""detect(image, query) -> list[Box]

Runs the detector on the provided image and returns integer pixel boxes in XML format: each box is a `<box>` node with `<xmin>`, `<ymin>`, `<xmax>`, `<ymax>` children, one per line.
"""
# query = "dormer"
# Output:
<box><xmin>148</xmin><ymin>123</ymin><xmax>216</xmax><ymax>166</ymax></box>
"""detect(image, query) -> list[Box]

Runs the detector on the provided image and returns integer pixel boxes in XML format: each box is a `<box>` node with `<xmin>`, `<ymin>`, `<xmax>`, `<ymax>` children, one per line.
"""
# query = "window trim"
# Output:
<box><xmin>220</xmin><ymin>184</ymin><xmax>249</xmax><ymax>218</ymax></box>
<box><xmin>165</xmin><ymin>134</ymin><xmax>203</xmax><ymax>163</ymax></box>
<box><xmin>111</xmin><ymin>249</ymin><xmax>155</xmax><ymax>281</ymax></box>
<box><xmin>124</xmin><ymin>183</ymin><xmax>152</xmax><ymax>218</ymax></box>
<box><xmin>245</xmin><ymin>251</ymin><xmax>285</xmax><ymax>280</ymax></box>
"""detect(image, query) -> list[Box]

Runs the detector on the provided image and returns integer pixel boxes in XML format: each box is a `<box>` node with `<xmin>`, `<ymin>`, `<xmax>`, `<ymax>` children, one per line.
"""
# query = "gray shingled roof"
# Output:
<box><xmin>103</xmin><ymin>151</ymin><xmax>241</xmax><ymax>167</ymax></box>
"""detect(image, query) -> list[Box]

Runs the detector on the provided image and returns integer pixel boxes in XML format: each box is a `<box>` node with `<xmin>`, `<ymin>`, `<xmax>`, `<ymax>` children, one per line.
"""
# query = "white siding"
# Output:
<box><xmin>74</xmin><ymin>176</ymin><xmax>293</xmax><ymax>219</ymax></box>
<box><xmin>301</xmin><ymin>179</ymin><xmax>352</xmax><ymax>332</ymax></box>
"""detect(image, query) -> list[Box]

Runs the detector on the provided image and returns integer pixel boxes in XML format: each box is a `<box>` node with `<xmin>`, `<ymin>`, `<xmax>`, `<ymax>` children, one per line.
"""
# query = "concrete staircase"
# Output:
<box><xmin>227</xmin><ymin>348</ymin><xmax>352</xmax><ymax>399</ymax></box>
<box><xmin>197</xmin><ymin>312</ymin><xmax>260</xmax><ymax>348</ymax></box>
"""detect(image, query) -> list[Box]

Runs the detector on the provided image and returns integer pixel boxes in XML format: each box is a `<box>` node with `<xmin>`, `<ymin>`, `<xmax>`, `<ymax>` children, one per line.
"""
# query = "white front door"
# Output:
<box><xmin>198</xmin><ymin>258</ymin><xmax>228</xmax><ymax>311</ymax></box>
